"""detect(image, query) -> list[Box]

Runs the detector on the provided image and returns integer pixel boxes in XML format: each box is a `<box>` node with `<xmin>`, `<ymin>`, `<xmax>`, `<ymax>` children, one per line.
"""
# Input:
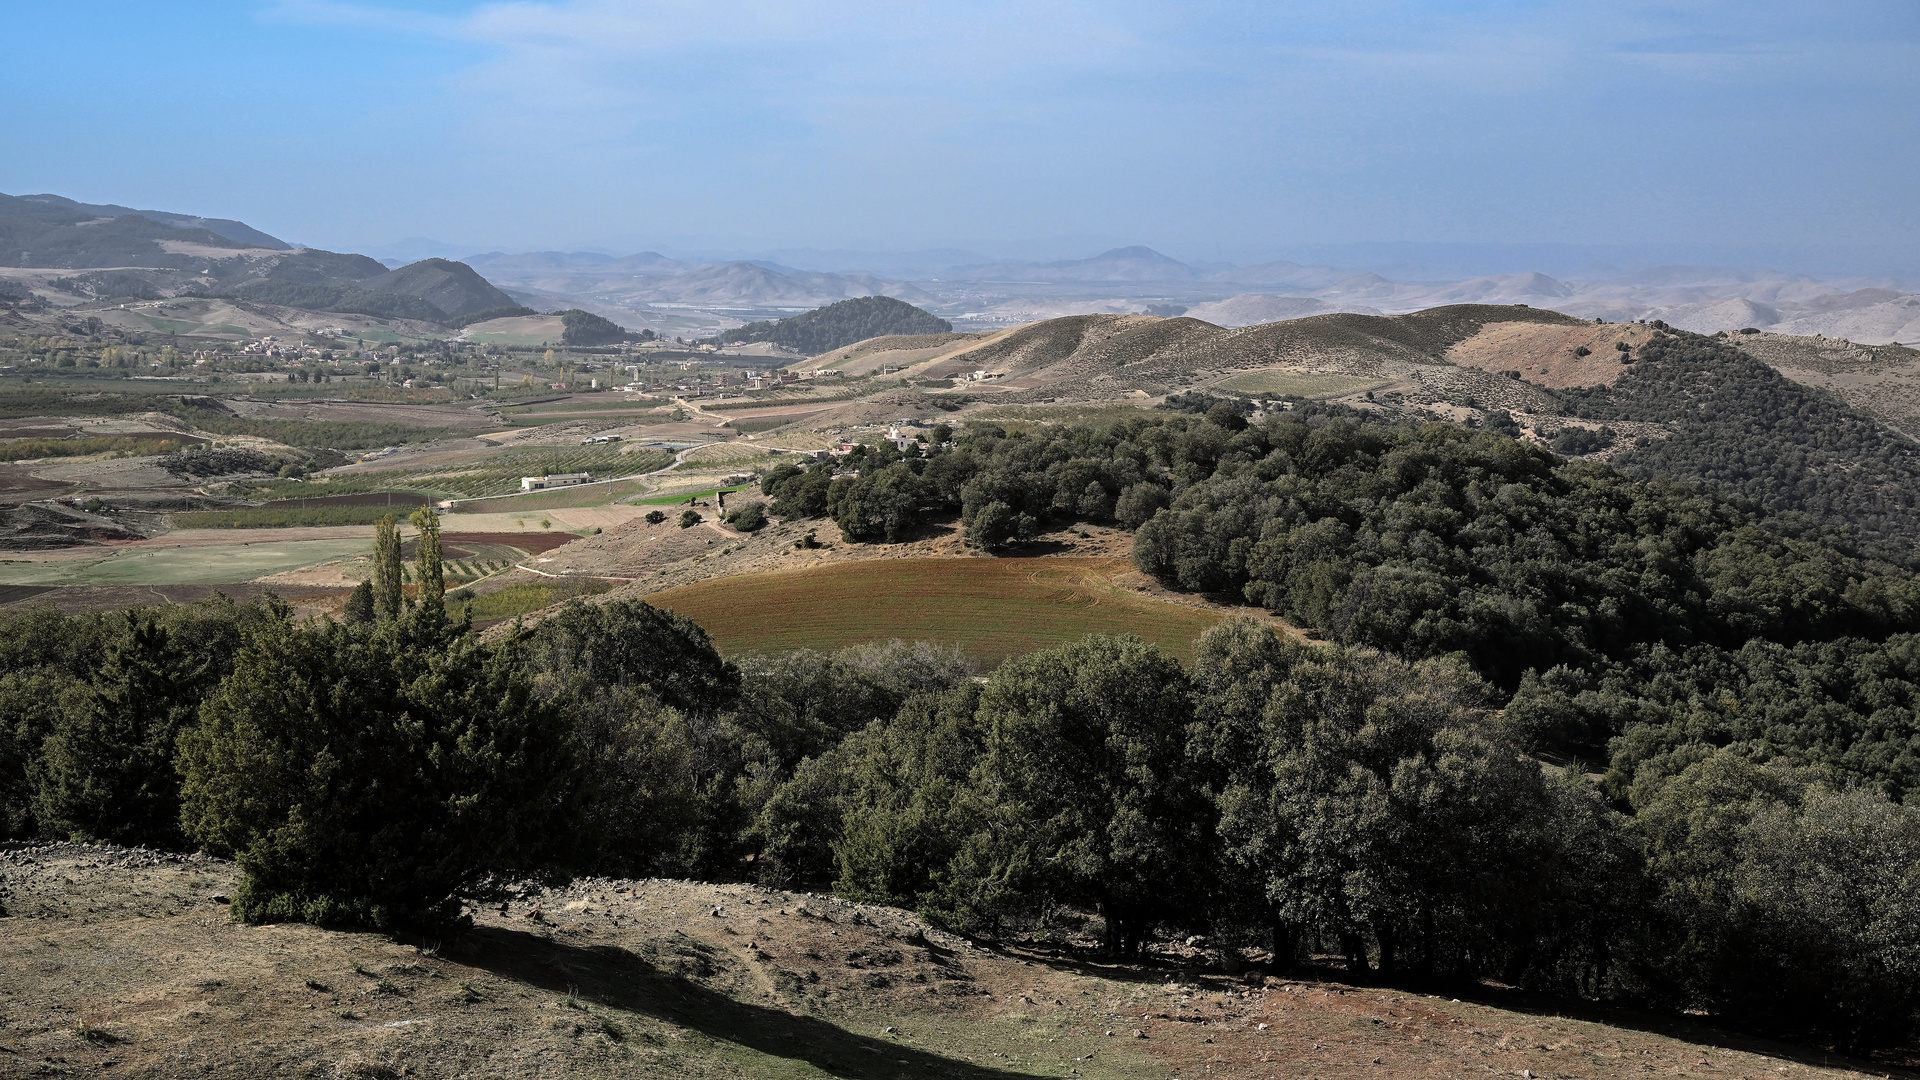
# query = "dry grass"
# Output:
<box><xmin>0</xmin><ymin>841</ymin><xmax>1900</xmax><ymax>1080</ymax></box>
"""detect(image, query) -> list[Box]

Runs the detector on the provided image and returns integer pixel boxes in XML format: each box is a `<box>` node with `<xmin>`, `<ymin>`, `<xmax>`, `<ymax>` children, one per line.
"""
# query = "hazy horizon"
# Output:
<box><xmin>5</xmin><ymin>2</ymin><xmax>1917</xmax><ymax>279</ymax></box>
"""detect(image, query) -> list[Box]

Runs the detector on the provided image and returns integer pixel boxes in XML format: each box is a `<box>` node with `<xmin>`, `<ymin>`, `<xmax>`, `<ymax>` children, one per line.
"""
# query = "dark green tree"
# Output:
<box><xmin>1195</xmin><ymin>619</ymin><xmax>1576</xmax><ymax>979</ymax></box>
<box><xmin>33</xmin><ymin>614</ymin><xmax>209</xmax><ymax>845</ymax></box>
<box><xmin>343</xmin><ymin>581</ymin><xmax>375</xmax><ymax>625</ymax></box>
<box><xmin>0</xmin><ymin>671</ymin><xmax>85</xmax><ymax>839</ymax></box>
<box><xmin>952</xmin><ymin>635</ymin><xmax>1205</xmax><ymax>954</ymax></box>
<box><xmin>178</xmin><ymin>603</ymin><xmax>582</xmax><ymax>929</ymax></box>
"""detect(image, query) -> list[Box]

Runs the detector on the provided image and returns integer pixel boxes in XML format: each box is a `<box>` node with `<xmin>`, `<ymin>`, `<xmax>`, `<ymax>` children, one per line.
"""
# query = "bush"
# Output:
<box><xmin>178</xmin><ymin>605</ymin><xmax>583</xmax><ymax>929</ymax></box>
<box><xmin>726</xmin><ymin>502</ymin><xmax>768</xmax><ymax>531</ymax></box>
<box><xmin>679</xmin><ymin>509</ymin><xmax>702</xmax><ymax>528</ymax></box>
<box><xmin>934</xmin><ymin>635</ymin><xmax>1207</xmax><ymax>953</ymax></box>
<box><xmin>646</xmin><ymin>510</ymin><xmax>666</xmax><ymax>525</ymax></box>
<box><xmin>1549</xmin><ymin>426</ymin><xmax>1615</xmax><ymax>456</ymax></box>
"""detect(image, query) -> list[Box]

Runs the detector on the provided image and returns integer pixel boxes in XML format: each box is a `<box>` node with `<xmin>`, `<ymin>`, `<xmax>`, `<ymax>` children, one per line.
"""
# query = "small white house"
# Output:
<box><xmin>887</xmin><ymin>421</ymin><xmax>928</xmax><ymax>451</ymax></box>
<box><xmin>521</xmin><ymin>472</ymin><xmax>592</xmax><ymax>491</ymax></box>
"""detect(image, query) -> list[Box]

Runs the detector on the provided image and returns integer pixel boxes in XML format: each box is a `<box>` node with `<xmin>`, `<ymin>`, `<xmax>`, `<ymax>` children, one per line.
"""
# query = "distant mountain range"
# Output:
<box><xmin>451</xmin><ymin>243</ymin><xmax>1920</xmax><ymax>344</ymax></box>
<box><xmin>7</xmin><ymin>190</ymin><xmax>1914</xmax><ymax>344</ymax></box>
<box><xmin>0</xmin><ymin>193</ymin><xmax>517</xmax><ymax>324</ymax></box>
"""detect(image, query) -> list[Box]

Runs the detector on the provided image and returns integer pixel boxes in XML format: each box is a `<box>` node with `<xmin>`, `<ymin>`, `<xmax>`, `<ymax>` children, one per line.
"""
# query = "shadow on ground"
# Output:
<box><xmin>464</xmin><ymin>923</ymin><xmax>1036</xmax><ymax>1080</ymax></box>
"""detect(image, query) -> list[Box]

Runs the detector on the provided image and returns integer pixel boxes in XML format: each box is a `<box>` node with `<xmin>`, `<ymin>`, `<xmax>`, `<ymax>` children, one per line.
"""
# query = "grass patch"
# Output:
<box><xmin>456</xmin><ymin>579</ymin><xmax>614</xmax><ymax>620</ymax></box>
<box><xmin>627</xmin><ymin>484</ymin><xmax>752</xmax><ymax>506</ymax></box>
<box><xmin>646</xmin><ymin>556</ymin><xmax>1227</xmax><ymax>663</ymax></box>
<box><xmin>1211</xmin><ymin>370</ymin><xmax>1391</xmax><ymax>397</ymax></box>
<box><xmin>171</xmin><ymin>505</ymin><xmax>408</xmax><ymax>528</ymax></box>
<box><xmin>726</xmin><ymin>417</ymin><xmax>801</xmax><ymax>433</ymax></box>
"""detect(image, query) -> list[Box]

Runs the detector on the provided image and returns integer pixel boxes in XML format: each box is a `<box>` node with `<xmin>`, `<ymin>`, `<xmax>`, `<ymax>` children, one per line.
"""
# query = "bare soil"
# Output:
<box><xmin>1446</xmin><ymin>322</ymin><xmax>1662</xmax><ymax>388</ymax></box>
<box><xmin>0</xmin><ymin>842</ymin><xmax>1903</xmax><ymax>1080</ymax></box>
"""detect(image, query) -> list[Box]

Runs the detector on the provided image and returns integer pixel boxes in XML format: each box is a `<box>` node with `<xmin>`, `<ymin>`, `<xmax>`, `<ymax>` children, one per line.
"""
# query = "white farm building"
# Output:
<box><xmin>521</xmin><ymin>472</ymin><xmax>592</xmax><ymax>491</ymax></box>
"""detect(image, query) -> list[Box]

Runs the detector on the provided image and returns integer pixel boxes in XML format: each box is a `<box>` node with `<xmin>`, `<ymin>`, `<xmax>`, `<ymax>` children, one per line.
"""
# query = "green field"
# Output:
<box><xmin>1212</xmin><ymin>370</ymin><xmax>1391</xmax><ymax>397</ymax></box>
<box><xmin>172</xmin><ymin>505</ymin><xmax>405</xmax><ymax>528</ymax></box>
<box><xmin>646</xmin><ymin>556</ymin><xmax>1228</xmax><ymax>662</ymax></box>
<box><xmin>0</xmin><ymin>538</ymin><xmax>371</xmax><ymax>585</ymax></box>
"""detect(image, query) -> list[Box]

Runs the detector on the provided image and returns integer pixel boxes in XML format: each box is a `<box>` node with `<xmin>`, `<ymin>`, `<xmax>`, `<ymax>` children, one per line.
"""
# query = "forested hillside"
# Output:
<box><xmin>1558</xmin><ymin>329</ymin><xmax>1920</xmax><ymax>549</ymax></box>
<box><xmin>704</xmin><ymin>295</ymin><xmax>951</xmax><ymax>354</ymax></box>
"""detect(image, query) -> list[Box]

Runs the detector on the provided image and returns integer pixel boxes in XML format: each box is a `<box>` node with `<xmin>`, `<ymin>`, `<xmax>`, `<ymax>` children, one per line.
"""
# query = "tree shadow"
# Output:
<box><xmin>1044</xmin><ymin>941</ymin><xmax>1919</xmax><ymax>1078</ymax></box>
<box><xmin>1413</xmin><ymin>977</ymin><xmax>1920</xmax><ymax>1077</ymax></box>
<box><xmin>460</xmin><ymin>923</ymin><xmax>1039</xmax><ymax>1080</ymax></box>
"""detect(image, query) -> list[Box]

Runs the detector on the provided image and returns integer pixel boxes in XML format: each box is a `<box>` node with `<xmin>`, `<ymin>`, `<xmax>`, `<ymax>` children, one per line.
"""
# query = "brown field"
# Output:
<box><xmin>439</xmin><ymin>531</ymin><xmax>580</xmax><ymax>555</ymax></box>
<box><xmin>0</xmin><ymin>841</ymin><xmax>1896</xmax><ymax>1080</ymax></box>
<box><xmin>644</xmin><ymin>556</ymin><xmax>1229</xmax><ymax>662</ymax></box>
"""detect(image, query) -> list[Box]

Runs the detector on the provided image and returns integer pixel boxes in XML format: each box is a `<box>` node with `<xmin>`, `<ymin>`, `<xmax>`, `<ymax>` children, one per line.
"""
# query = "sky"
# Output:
<box><xmin>2</xmin><ymin>1</ymin><xmax>1917</xmax><ymax>273</ymax></box>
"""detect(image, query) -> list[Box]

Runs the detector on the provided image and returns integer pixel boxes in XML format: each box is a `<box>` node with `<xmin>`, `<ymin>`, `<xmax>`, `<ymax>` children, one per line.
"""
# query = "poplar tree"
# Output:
<box><xmin>372</xmin><ymin>515</ymin><xmax>403</xmax><ymax>620</ymax></box>
<box><xmin>409</xmin><ymin>507</ymin><xmax>445</xmax><ymax>606</ymax></box>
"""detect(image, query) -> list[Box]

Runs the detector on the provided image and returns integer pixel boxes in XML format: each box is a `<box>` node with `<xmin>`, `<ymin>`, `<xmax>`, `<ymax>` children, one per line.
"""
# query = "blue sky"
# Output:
<box><xmin>2</xmin><ymin>1</ymin><xmax>1916</xmax><ymax>271</ymax></box>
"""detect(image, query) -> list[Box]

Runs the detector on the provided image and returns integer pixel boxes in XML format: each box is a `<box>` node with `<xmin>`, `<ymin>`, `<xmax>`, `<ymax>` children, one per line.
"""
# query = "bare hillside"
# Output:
<box><xmin>877</xmin><ymin>304</ymin><xmax>1591</xmax><ymax>402</ymax></box>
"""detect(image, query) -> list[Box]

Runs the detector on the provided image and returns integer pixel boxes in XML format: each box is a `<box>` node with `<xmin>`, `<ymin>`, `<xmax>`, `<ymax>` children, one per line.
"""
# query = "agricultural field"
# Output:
<box><xmin>172</xmin><ymin>505</ymin><xmax>409</xmax><ymax>528</ymax></box>
<box><xmin>645</xmin><ymin>556</ymin><xmax>1228</xmax><ymax>662</ymax></box>
<box><xmin>0</xmin><ymin>536</ymin><xmax>372</xmax><ymax>585</ymax></box>
<box><xmin>351</xmin><ymin>446</ymin><xmax>674</xmax><ymax>498</ymax></box>
<box><xmin>1211</xmin><ymin>370</ymin><xmax>1393</xmax><ymax>397</ymax></box>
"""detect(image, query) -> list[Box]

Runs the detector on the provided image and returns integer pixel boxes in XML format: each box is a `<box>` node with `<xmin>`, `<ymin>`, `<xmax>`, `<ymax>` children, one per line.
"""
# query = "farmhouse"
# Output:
<box><xmin>520</xmin><ymin>472</ymin><xmax>592</xmax><ymax>491</ymax></box>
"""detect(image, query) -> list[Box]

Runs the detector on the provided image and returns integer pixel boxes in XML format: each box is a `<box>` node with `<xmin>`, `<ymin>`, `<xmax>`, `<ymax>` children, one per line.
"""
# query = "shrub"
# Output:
<box><xmin>646</xmin><ymin>510</ymin><xmax>666</xmax><ymax>525</ymax></box>
<box><xmin>726</xmin><ymin>502</ymin><xmax>768</xmax><ymax>531</ymax></box>
<box><xmin>679</xmin><ymin>509</ymin><xmax>702</xmax><ymax>528</ymax></box>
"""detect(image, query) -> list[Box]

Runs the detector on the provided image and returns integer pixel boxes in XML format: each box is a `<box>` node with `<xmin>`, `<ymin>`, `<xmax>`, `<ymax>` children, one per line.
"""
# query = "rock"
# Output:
<box><xmin>210</xmin><ymin>895</ymin><xmax>231</xmax><ymax>904</ymax></box>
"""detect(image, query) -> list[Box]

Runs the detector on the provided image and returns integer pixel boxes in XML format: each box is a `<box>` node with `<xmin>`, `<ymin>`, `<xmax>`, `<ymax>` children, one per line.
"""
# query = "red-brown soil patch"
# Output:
<box><xmin>440</xmin><ymin>531</ymin><xmax>579</xmax><ymax>554</ymax></box>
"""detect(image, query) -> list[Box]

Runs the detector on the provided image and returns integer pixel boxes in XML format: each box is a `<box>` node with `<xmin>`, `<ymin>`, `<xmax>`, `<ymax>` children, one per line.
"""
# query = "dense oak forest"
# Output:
<box><xmin>7</xmin><ymin>328</ymin><xmax>1920</xmax><ymax>1051</ymax></box>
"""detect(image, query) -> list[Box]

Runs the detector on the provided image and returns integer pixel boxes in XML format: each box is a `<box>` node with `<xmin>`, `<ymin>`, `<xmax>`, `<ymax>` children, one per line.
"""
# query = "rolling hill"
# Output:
<box><xmin>704</xmin><ymin>295</ymin><xmax>953</xmax><ymax>355</ymax></box>
<box><xmin>0</xmin><ymin>193</ymin><xmax>521</xmax><ymax>326</ymax></box>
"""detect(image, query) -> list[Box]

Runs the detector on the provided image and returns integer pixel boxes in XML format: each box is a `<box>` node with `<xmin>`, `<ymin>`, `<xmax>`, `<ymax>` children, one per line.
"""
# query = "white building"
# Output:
<box><xmin>521</xmin><ymin>472</ymin><xmax>592</xmax><ymax>491</ymax></box>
